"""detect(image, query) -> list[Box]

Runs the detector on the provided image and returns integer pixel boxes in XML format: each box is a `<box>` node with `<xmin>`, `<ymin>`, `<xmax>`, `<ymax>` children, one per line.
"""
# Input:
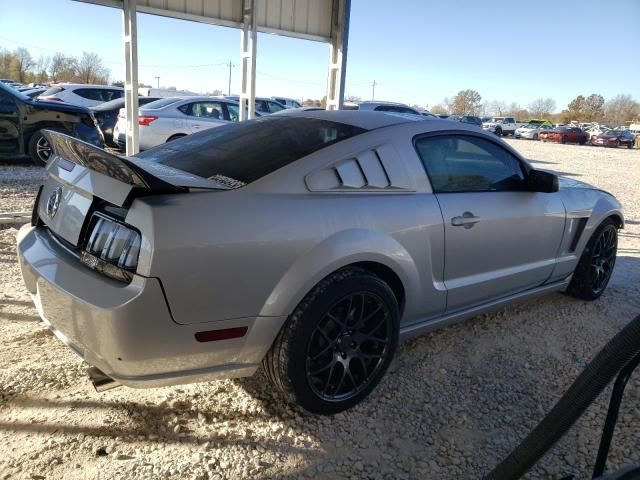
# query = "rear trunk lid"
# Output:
<box><xmin>37</xmin><ymin>130</ymin><xmax>227</xmax><ymax>247</ymax></box>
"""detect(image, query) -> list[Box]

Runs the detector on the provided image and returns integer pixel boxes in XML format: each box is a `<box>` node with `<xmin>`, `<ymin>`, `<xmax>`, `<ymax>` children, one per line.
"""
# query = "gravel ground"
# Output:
<box><xmin>1</xmin><ymin>141</ymin><xmax>639</xmax><ymax>480</ymax></box>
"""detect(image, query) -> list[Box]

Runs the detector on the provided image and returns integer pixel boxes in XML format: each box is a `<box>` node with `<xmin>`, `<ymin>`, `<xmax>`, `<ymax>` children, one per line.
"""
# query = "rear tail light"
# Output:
<box><xmin>81</xmin><ymin>214</ymin><xmax>141</xmax><ymax>282</ymax></box>
<box><xmin>138</xmin><ymin>115</ymin><xmax>158</xmax><ymax>126</ymax></box>
<box><xmin>44</xmin><ymin>97</ymin><xmax>64</xmax><ymax>102</ymax></box>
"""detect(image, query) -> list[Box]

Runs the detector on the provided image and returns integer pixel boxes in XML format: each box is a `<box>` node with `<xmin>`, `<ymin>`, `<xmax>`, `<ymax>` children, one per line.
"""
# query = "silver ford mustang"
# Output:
<box><xmin>17</xmin><ymin>110</ymin><xmax>623</xmax><ymax>414</ymax></box>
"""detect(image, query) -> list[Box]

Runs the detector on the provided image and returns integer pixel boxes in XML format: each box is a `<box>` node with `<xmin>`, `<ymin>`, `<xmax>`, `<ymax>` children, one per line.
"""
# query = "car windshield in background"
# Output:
<box><xmin>141</xmin><ymin>97</ymin><xmax>182</xmax><ymax>109</ymax></box>
<box><xmin>135</xmin><ymin>117</ymin><xmax>367</xmax><ymax>185</ymax></box>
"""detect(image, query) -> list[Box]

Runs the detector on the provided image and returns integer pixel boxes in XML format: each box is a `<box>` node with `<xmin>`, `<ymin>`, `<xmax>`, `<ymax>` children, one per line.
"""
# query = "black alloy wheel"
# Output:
<box><xmin>305</xmin><ymin>292</ymin><xmax>393</xmax><ymax>402</ymax></box>
<box><xmin>588</xmin><ymin>224</ymin><xmax>617</xmax><ymax>296</ymax></box>
<box><xmin>568</xmin><ymin>219</ymin><xmax>618</xmax><ymax>300</ymax></box>
<box><xmin>263</xmin><ymin>268</ymin><xmax>399</xmax><ymax>414</ymax></box>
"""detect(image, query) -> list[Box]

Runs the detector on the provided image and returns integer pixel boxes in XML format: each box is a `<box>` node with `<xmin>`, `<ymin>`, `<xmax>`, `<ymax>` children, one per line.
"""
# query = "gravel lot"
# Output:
<box><xmin>1</xmin><ymin>141</ymin><xmax>639</xmax><ymax>480</ymax></box>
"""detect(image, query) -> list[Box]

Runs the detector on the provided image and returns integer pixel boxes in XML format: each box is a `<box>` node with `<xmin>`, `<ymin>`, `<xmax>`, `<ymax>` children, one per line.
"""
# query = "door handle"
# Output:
<box><xmin>451</xmin><ymin>212</ymin><xmax>481</xmax><ymax>229</ymax></box>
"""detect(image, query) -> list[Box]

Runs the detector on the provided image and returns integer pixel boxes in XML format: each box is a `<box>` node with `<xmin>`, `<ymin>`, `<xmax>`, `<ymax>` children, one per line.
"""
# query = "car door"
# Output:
<box><xmin>414</xmin><ymin>133</ymin><xmax>565</xmax><ymax>311</ymax></box>
<box><xmin>184</xmin><ymin>101</ymin><xmax>227</xmax><ymax>132</ymax></box>
<box><xmin>0</xmin><ymin>89</ymin><xmax>21</xmax><ymax>156</ymax></box>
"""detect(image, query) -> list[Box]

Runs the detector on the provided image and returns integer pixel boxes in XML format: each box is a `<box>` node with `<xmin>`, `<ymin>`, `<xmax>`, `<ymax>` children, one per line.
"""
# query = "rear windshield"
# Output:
<box><xmin>142</xmin><ymin>97</ymin><xmax>182</xmax><ymax>109</ymax></box>
<box><xmin>135</xmin><ymin>116</ymin><xmax>366</xmax><ymax>185</ymax></box>
<box><xmin>41</xmin><ymin>86</ymin><xmax>65</xmax><ymax>96</ymax></box>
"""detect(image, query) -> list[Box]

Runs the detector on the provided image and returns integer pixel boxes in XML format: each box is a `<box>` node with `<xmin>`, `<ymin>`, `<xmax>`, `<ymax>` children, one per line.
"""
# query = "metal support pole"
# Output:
<box><xmin>239</xmin><ymin>0</ymin><xmax>256</xmax><ymax>121</ymax></box>
<box><xmin>122</xmin><ymin>0</ymin><xmax>139</xmax><ymax>155</ymax></box>
<box><xmin>592</xmin><ymin>351</ymin><xmax>640</xmax><ymax>478</ymax></box>
<box><xmin>326</xmin><ymin>0</ymin><xmax>350</xmax><ymax>110</ymax></box>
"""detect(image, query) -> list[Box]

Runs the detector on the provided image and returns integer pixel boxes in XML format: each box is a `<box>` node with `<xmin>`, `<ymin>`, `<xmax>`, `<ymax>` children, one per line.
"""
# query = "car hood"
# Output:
<box><xmin>557</xmin><ymin>175</ymin><xmax>614</xmax><ymax>197</ymax></box>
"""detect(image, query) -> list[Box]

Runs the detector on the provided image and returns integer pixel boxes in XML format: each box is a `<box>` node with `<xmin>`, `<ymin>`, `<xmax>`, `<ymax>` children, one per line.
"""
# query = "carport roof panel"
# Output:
<box><xmin>75</xmin><ymin>0</ymin><xmax>334</xmax><ymax>41</ymax></box>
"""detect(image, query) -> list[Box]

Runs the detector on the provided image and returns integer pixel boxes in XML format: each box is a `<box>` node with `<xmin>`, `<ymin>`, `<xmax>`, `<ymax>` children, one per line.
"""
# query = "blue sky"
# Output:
<box><xmin>1</xmin><ymin>0</ymin><xmax>639</xmax><ymax>111</ymax></box>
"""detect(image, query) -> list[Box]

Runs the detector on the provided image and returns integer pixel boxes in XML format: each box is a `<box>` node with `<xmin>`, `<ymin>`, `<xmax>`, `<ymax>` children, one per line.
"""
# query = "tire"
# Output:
<box><xmin>628</xmin><ymin>143</ymin><xmax>634</xmax><ymax>149</ymax></box>
<box><xmin>579</xmin><ymin>137</ymin><xmax>586</xmax><ymax>145</ymax></box>
<box><xmin>263</xmin><ymin>267</ymin><xmax>400</xmax><ymax>414</ymax></box>
<box><xmin>561</xmin><ymin>135</ymin><xmax>568</xmax><ymax>144</ymax></box>
<box><xmin>495</xmin><ymin>127</ymin><xmax>502</xmax><ymax>137</ymax></box>
<box><xmin>166</xmin><ymin>133</ymin><xmax>186</xmax><ymax>142</ymax></box>
<box><xmin>613</xmin><ymin>140</ymin><xmax>620</xmax><ymax>148</ymax></box>
<box><xmin>533</xmin><ymin>133</ymin><xmax>538</xmax><ymax>141</ymax></box>
<box><xmin>567</xmin><ymin>218</ymin><xmax>618</xmax><ymax>301</ymax></box>
<box><xmin>28</xmin><ymin>129</ymin><xmax>56</xmax><ymax>166</ymax></box>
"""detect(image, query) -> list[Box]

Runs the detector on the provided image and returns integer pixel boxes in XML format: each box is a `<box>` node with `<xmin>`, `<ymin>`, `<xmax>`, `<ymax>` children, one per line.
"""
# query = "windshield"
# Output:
<box><xmin>135</xmin><ymin>117</ymin><xmax>367</xmax><ymax>185</ymax></box>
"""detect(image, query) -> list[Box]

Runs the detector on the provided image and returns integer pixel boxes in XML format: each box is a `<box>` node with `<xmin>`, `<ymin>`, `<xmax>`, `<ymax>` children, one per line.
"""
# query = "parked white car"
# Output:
<box><xmin>113</xmin><ymin>96</ymin><xmax>247</xmax><ymax>151</ymax></box>
<box><xmin>271</xmin><ymin>96</ymin><xmax>302</xmax><ymax>108</ymax></box>
<box><xmin>515</xmin><ymin>123</ymin><xmax>553</xmax><ymax>140</ymax></box>
<box><xmin>482</xmin><ymin>116</ymin><xmax>517</xmax><ymax>136</ymax></box>
<box><xmin>38</xmin><ymin>84</ymin><xmax>124</xmax><ymax>108</ymax></box>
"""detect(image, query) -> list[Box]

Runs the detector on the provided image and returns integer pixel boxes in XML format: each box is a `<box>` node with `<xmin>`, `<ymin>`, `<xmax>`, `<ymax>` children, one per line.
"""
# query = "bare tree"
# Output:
<box><xmin>528</xmin><ymin>97</ymin><xmax>556</xmax><ymax>118</ymax></box>
<box><xmin>12</xmin><ymin>48</ymin><xmax>34</xmax><ymax>83</ymax></box>
<box><xmin>451</xmin><ymin>89</ymin><xmax>482</xmax><ymax>115</ymax></box>
<box><xmin>49</xmin><ymin>53</ymin><xmax>77</xmax><ymax>82</ymax></box>
<box><xmin>430</xmin><ymin>104</ymin><xmax>448</xmax><ymax>115</ymax></box>
<box><xmin>488</xmin><ymin>100</ymin><xmax>507</xmax><ymax>116</ymax></box>
<box><xmin>604</xmin><ymin>94</ymin><xmax>640</xmax><ymax>126</ymax></box>
<box><xmin>75</xmin><ymin>51</ymin><xmax>109</xmax><ymax>84</ymax></box>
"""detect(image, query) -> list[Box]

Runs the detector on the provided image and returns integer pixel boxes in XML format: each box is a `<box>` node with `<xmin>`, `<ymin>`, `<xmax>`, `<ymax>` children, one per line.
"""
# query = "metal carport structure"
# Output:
<box><xmin>74</xmin><ymin>0</ymin><xmax>351</xmax><ymax>155</ymax></box>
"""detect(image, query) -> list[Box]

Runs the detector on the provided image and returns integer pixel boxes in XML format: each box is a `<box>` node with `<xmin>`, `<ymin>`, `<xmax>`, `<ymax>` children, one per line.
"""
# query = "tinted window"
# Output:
<box><xmin>375</xmin><ymin>105</ymin><xmax>416</xmax><ymax>114</ymax></box>
<box><xmin>135</xmin><ymin>117</ymin><xmax>366</xmax><ymax>185</ymax></box>
<box><xmin>225</xmin><ymin>103</ymin><xmax>240</xmax><ymax>122</ymax></box>
<box><xmin>187</xmin><ymin>101</ymin><xmax>224</xmax><ymax>119</ymax></box>
<box><xmin>255</xmin><ymin>100</ymin><xmax>268</xmax><ymax>112</ymax></box>
<box><xmin>268</xmin><ymin>101</ymin><xmax>285</xmax><ymax>113</ymax></box>
<box><xmin>75</xmin><ymin>88</ymin><xmax>104</xmax><ymax>101</ymax></box>
<box><xmin>415</xmin><ymin>135</ymin><xmax>526</xmax><ymax>193</ymax></box>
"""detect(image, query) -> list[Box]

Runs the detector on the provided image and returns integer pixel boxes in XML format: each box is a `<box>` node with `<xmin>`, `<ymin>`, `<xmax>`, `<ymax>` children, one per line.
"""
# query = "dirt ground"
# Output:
<box><xmin>1</xmin><ymin>140</ymin><xmax>639</xmax><ymax>480</ymax></box>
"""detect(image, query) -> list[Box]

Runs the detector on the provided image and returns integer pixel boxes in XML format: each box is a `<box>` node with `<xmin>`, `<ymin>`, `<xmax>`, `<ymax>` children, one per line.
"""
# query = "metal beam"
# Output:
<box><xmin>239</xmin><ymin>0</ymin><xmax>257</xmax><ymax>121</ymax></box>
<box><xmin>122</xmin><ymin>0</ymin><xmax>139</xmax><ymax>155</ymax></box>
<box><xmin>325</xmin><ymin>0</ymin><xmax>350</xmax><ymax>110</ymax></box>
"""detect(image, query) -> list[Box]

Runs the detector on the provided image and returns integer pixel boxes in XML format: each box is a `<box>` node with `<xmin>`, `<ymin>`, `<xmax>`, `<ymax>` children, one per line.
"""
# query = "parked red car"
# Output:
<box><xmin>591</xmin><ymin>130</ymin><xmax>636</xmax><ymax>149</ymax></box>
<box><xmin>539</xmin><ymin>126</ymin><xmax>588</xmax><ymax>145</ymax></box>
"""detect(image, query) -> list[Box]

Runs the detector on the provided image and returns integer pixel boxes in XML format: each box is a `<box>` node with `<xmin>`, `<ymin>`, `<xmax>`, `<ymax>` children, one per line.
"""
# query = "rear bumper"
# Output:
<box><xmin>17</xmin><ymin>225</ymin><xmax>286</xmax><ymax>388</ymax></box>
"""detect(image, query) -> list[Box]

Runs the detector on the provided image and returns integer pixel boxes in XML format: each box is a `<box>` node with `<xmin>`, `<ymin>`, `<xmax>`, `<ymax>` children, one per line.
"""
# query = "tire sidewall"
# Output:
<box><xmin>569</xmin><ymin>219</ymin><xmax>618</xmax><ymax>300</ymax></box>
<box><xmin>286</xmin><ymin>274</ymin><xmax>399</xmax><ymax>414</ymax></box>
<box><xmin>28</xmin><ymin>130</ymin><xmax>53</xmax><ymax>166</ymax></box>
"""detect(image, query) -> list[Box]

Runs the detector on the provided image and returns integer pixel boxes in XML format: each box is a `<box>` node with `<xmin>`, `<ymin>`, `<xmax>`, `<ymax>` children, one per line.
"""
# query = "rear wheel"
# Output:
<box><xmin>567</xmin><ymin>219</ymin><xmax>618</xmax><ymax>300</ymax></box>
<box><xmin>561</xmin><ymin>135</ymin><xmax>568</xmax><ymax>144</ymax></box>
<box><xmin>28</xmin><ymin>130</ymin><xmax>56</xmax><ymax>166</ymax></box>
<box><xmin>533</xmin><ymin>133</ymin><xmax>538</xmax><ymax>140</ymax></box>
<box><xmin>495</xmin><ymin>127</ymin><xmax>502</xmax><ymax>137</ymax></box>
<box><xmin>628</xmin><ymin>142</ymin><xmax>634</xmax><ymax>149</ymax></box>
<box><xmin>612</xmin><ymin>140</ymin><xmax>620</xmax><ymax>148</ymax></box>
<box><xmin>263</xmin><ymin>268</ymin><xmax>399</xmax><ymax>414</ymax></box>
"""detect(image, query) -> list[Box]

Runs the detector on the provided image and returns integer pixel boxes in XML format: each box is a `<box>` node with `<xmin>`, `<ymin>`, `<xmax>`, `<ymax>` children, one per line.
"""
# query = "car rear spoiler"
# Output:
<box><xmin>43</xmin><ymin>130</ymin><xmax>186</xmax><ymax>193</ymax></box>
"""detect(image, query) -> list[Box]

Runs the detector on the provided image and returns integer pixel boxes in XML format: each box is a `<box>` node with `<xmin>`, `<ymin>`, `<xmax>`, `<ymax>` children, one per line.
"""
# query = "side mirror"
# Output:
<box><xmin>527</xmin><ymin>169</ymin><xmax>559</xmax><ymax>193</ymax></box>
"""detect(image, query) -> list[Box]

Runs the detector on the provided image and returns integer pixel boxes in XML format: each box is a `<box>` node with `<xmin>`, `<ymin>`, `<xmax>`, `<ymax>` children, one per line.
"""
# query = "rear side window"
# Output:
<box><xmin>268</xmin><ymin>101</ymin><xmax>285</xmax><ymax>113</ymax></box>
<box><xmin>375</xmin><ymin>105</ymin><xmax>416</xmax><ymax>114</ymax></box>
<box><xmin>135</xmin><ymin>117</ymin><xmax>366</xmax><ymax>185</ymax></box>
<box><xmin>414</xmin><ymin>135</ymin><xmax>526</xmax><ymax>193</ymax></box>
<box><xmin>75</xmin><ymin>88</ymin><xmax>104</xmax><ymax>101</ymax></box>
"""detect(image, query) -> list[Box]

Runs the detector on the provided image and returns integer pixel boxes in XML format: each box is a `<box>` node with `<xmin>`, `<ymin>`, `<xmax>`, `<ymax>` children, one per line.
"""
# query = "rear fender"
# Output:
<box><xmin>259</xmin><ymin>228</ymin><xmax>421</xmax><ymax>320</ymax></box>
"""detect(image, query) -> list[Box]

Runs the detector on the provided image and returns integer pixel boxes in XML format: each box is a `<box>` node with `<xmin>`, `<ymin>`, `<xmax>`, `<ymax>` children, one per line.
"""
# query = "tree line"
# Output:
<box><xmin>425</xmin><ymin>89</ymin><xmax>639</xmax><ymax>126</ymax></box>
<box><xmin>0</xmin><ymin>47</ymin><xmax>111</xmax><ymax>85</ymax></box>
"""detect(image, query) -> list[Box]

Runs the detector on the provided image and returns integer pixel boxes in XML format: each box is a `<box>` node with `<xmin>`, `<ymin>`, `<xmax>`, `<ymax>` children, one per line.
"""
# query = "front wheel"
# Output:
<box><xmin>561</xmin><ymin>135</ymin><xmax>568</xmax><ymax>144</ymax></box>
<box><xmin>567</xmin><ymin>219</ymin><xmax>618</xmax><ymax>300</ymax></box>
<box><xmin>533</xmin><ymin>133</ymin><xmax>539</xmax><ymax>141</ymax></box>
<box><xmin>495</xmin><ymin>127</ymin><xmax>502</xmax><ymax>137</ymax></box>
<box><xmin>263</xmin><ymin>268</ymin><xmax>399</xmax><ymax>414</ymax></box>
